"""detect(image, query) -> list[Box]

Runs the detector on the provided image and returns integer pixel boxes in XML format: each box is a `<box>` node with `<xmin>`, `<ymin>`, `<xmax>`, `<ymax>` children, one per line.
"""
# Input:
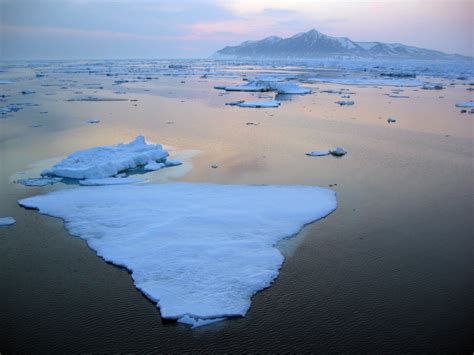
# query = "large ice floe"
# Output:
<box><xmin>219</xmin><ymin>80</ymin><xmax>311</xmax><ymax>94</ymax></box>
<box><xmin>47</xmin><ymin>135</ymin><xmax>169</xmax><ymax>179</ymax></box>
<box><xmin>19</xmin><ymin>183</ymin><xmax>336</xmax><ymax>327</ymax></box>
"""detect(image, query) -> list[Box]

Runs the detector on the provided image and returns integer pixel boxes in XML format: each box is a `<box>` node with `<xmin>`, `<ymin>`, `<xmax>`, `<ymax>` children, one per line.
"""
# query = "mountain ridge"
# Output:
<box><xmin>213</xmin><ymin>29</ymin><xmax>469</xmax><ymax>60</ymax></box>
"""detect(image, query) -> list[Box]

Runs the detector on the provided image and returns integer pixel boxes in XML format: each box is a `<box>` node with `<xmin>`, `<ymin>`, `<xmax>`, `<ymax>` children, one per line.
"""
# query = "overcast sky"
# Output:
<box><xmin>1</xmin><ymin>0</ymin><xmax>472</xmax><ymax>59</ymax></box>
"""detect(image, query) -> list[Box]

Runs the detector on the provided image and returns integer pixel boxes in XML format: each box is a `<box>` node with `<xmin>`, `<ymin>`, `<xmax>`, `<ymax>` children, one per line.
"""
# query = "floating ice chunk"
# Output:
<box><xmin>237</xmin><ymin>100</ymin><xmax>280</xmax><ymax>108</ymax></box>
<box><xmin>0</xmin><ymin>80</ymin><xmax>13</xmax><ymax>85</ymax></box>
<box><xmin>19</xmin><ymin>183</ymin><xmax>337</xmax><ymax>325</ymax></box>
<box><xmin>144</xmin><ymin>162</ymin><xmax>165</xmax><ymax>171</ymax></box>
<box><xmin>17</xmin><ymin>177</ymin><xmax>62</xmax><ymax>186</ymax></box>
<box><xmin>329</xmin><ymin>147</ymin><xmax>347</xmax><ymax>156</ymax></box>
<box><xmin>21</xmin><ymin>90</ymin><xmax>35</xmax><ymax>95</ymax></box>
<box><xmin>178</xmin><ymin>315</ymin><xmax>226</xmax><ymax>328</ymax></box>
<box><xmin>0</xmin><ymin>104</ymin><xmax>22</xmax><ymax>115</ymax></box>
<box><xmin>422</xmin><ymin>83</ymin><xmax>444</xmax><ymax>90</ymax></box>
<box><xmin>49</xmin><ymin>135</ymin><xmax>169</xmax><ymax>179</ymax></box>
<box><xmin>385</xmin><ymin>94</ymin><xmax>409</xmax><ymax>98</ymax></box>
<box><xmin>225</xmin><ymin>100</ymin><xmax>245</xmax><ymax>106</ymax></box>
<box><xmin>306</xmin><ymin>151</ymin><xmax>330</xmax><ymax>157</ymax></box>
<box><xmin>321</xmin><ymin>89</ymin><xmax>355</xmax><ymax>94</ymax></box>
<box><xmin>387</xmin><ymin>117</ymin><xmax>397</xmax><ymax>123</ymax></box>
<box><xmin>165</xmin><ymin>159</ymin><xmax>183</xmax><ymax>167</ymax></box>
<box><xmin>222</xmin><ymin>80</ymin><xmax>311</xmax><ymax>94</ymax></box>
<box><xmin>79</xmin><ymin>177</ymin><xmax>146</xmax><ymax>186</ymax></box>
<box><xmin>455</xmin><ymin>101</ymin><xmax>474</xmax><ymax>108</ymax></box>
<box><xmin>87</xmin><ymin>119</ymin><xmax>100</xmax><ymax>124</ymax></box>
<box><xmin>0</xmin><ymin>217</ymin><xmax>15</xmax><ymax>226</ymax></box>
<box><xmin>335</xmin><ymin>100</ymin><xmax>354</xmax><ymax>106</ymax></box>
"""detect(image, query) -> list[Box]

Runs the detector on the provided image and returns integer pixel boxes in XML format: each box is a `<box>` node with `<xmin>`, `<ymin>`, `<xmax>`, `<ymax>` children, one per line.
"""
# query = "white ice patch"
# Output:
<box><xmin>306</xmin><ymin>151</ymin><xmax>330</xmax><ymax>157</ymax></box>
<box><xmin>49</xmin><ymin>135</ymin><xmax>169</xmax><ymax>179</ymax></box>
<box><xmin>455</xmin><ymin>101</ymin><xmax>474</xmax><ymax>108</ymax></box>
<box><xmin>0</xmin><ymin>217</ymin><xmax>16</xmax><ymax>226</ymax></box>
<box><xmin>237</xmin><ymin>100</ymin><xmax>280</xmax><ymax>108</ymax></box>
<box><xmin>79</xmin><ymin>177</ymin><xmax>146</xmax><ymax>186</ymax></box>
<box><xmin>19</xmin><ymin>183</ymin><xmax>336</xmax><ymax>327</ymax></box>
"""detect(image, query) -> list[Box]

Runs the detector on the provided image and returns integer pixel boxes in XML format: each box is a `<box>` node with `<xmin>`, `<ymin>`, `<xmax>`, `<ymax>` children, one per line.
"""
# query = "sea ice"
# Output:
<box><xmin>49</xmin><ymin>135</ymin><xmax>169</xmax><ymax>179</ymax></box>
<box><xmin>144</xmin><ymin>162</ymin><xmax>165</xmax><ymax>171</ymax></box>
<box><xmin>0</xmin><ymin>217</ymin><xmax>16</xmax><ymax>226</ymax></box>
<box><xmin>19</xmin><ymin>183</ymin><xmax>337</xmax><ymax>327</ymax></box>
<box><xmin>387</xmin><ymin>117</ymin><xmax>397</xmax><ymax>123</ymax></box>
<box><xmin>237</xmin><ymin>100</ymin><xmax>280</xmax><ymax>108</ymax></box>
<box><xmin>79</xmin><ymin>177</ymin><xmax>146</xmax><ymax>186</ymax></box>
<box><xmin>165</xmin><ymin>159</ymin><xmax>183</xmax><ymax>167</ymax></box>
<box><xmin>455</xmin><ymin>101</ymin><xmax>474</xmax><ymax>108</ymax></box>
<box><xmin>335</xmin><ymin>100</ymin><xmax>354</xmax><ymax>106</ymax></box>
<box><xmin>222</xmin><ymin>80</ymin><xmax>311</xmax><ymax>94</ymax></box>
<box><xmin>21</xmin><ymin>90</ymin><xmax>35</xmax><ymax>95</ymax></box>
<box><xmin>306</xmin><ymin>151</ymin><xmax>330</xmax><ymax>157</ymax></box>
<box><xmin>329</xmin><ymin>147</ymin><xmax>347</xmax><ymax>156</ymax></box>
<box><xmin>87</xmin><ymin>119</ymin><xmax>100</xmax><ymax>124</ymax></box>
<box><xmin>17</xmin><ymin>177</ymin><xmax>62</xmax><ymax>187</ymax></box>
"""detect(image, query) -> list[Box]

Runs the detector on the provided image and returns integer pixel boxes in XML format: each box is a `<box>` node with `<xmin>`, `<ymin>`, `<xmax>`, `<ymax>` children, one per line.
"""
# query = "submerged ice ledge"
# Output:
<box><xmin>19</xmin><ymin>183</ymin><xmax>337</xmax><ymax>327</ymax></box>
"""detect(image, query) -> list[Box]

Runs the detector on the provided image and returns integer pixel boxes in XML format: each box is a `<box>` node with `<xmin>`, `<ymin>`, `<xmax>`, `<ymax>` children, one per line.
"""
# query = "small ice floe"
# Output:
<box><xmin>455</xmin><ymin>101</ymin><xmax>474</xmax><ymax>108</ymax></box>
<box><xmin>0</xmin><ymin>80</ymin><xmax>14</xmax><ymax>85</ymax></box>
<box><xmin>225</xmin><ymin>100</ymin><xmax>245</xmax><ymax>106</ymax></box>
<box><xmin>48</xmin><ymin>135</ymin><xmax>169</xmax><ymax>179</ymax></box>
<box><xmin>335</xmin><ymin>100</ymin><xmax>354</xmax><ymax>106</ymax></box>
<box><xmin>306</xmin><ymin>151</ymin><xmax>330</xmax><ymax>157</ymax></box>
<box><xmin>380</xmin><ymin>72</ymin><xmax>416</xmax><ymax>78</ymax></box>
<box><xmin>29</xmin><ymin>124</ymin><xmax>43</xmax><ymax>128</ymax></box>
<box><xmin>0</xmin><ymin>217</ymin><xmax>15</xmax><ymax>226</ymax></box>
<box><xmin>86</xmin><ymin>119</ymin><xmax>100</xmax><ymax>124</ymax></box>
<box><xmin>387</xmin><ymin>117</ymin><xmax>397</xmax><ymax>123</ymax></box>
<box><xmin>211</xmin><ymin>164</ymin><xmax>218</xmax><ymax>168</ymax></box>
<box><xmin>17</xmin><ymin>177</ymin><xmax>62</xmax><ymax>187</ymax></box>
<box><xmin>18</xmin><ymin>183</ymin><xmax>337</xmax><ymax>327</ymax></box>
<box><xmin>67</xmin><ymin>97</ymin><xmax>128</xmax><ymax>102</ymax></box>
<box><xmin>165</xmin><ymin>159</ymin><xmax>183</xmax><ymax>167</ymax></box>
<box><xmin>385</xmin><ymin>94</ymin><xmax>410</xmax><ymax>99</ymax></box>
<box><xmin>422</xmin><ymin>83</ymin><xmax>444</xmax><ymax>90</ymax></box>
<box><xmin>237</xmin><ymin>100</ymin><xmax>280</xmax><ymax>108</ymax></box>
<box><xmin>144</xmin><ymin>162</ymin><xmax>165</xmax><ymax>171</ymax></box>
<box><xmin>79</xmin><ymin>177</ymin><xmax>146</xmax><ymax>186</ymax></box>
<box><xmin>0</xmin><ymin>104</ymin><xmax>22</xmax><ymax>115</ymax></box>
<box><xmin>329</xmin><ymin>147</ymin><xmax>347</xmax><ymax>156</ymax></box>
<box><xmin>168</xmin><ymin>64</ymin><xmax>187</xmax><ymax>69</ymax></box>
<box><xmin>21</xmin><ymin>90</ymin><xmax>35</xmax><ymax>95</ymax></box>
<box><xmin>246</xmin><ymin>122</ymin><xmax>260</xmax><ymax>126</ymax></box>
<box><xmin>321</xmin><ymin>89</ymin><xmax>355</xmax><ymax>95</ymax></box>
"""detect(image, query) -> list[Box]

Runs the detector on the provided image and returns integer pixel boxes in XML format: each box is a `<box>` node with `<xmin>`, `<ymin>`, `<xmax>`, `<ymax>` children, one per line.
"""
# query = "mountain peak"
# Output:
<box><xmin>213</xmin><ymin>29</ymin><xmax>467</xmax><ymax>60</ymax></box>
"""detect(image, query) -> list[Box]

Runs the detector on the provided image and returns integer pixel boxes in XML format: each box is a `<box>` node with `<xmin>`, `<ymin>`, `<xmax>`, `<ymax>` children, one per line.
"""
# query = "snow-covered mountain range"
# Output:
<box><xmin>213</xmin><ymin>29</ymin><xmax>468</xmax><ymax>60</ymax></box>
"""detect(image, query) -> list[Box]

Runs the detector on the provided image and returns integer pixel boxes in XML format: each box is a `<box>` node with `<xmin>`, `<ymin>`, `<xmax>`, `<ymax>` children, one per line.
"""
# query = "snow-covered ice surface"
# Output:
<box><xmin>0</xmin><ymin>217</ymin><xmax>16</xmax><ymax>226</ymax></box>
<box><xmin>79</xmin><ymin>177</ymin><xmax>146</xmax><ymax>186</ymax></box>
<box><xmin>237</xmin><ymin>100</ymin><xmax>280</xmax><ymax>108</ymax></box>
<box><xmin>19</xmin><ymin>183</ymin><xmax>337</xmax><ymax>327</ymax></box>
<box><xmin>49</xmin><ymin>135</ymin><xmax>169</xmax><ymax>179</ymax></box>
